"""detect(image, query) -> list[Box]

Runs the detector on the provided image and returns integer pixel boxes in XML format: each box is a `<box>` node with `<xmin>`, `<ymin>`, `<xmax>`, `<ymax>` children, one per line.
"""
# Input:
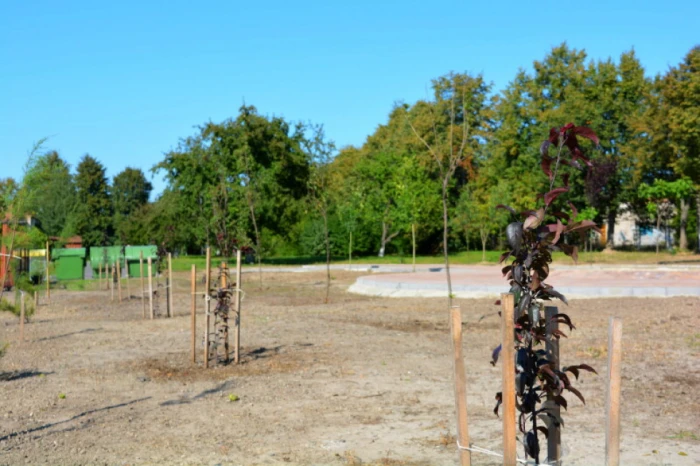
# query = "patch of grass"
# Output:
<box><xmin>687</xmin><ymin>334</ymin><xmax>700</xmax><ymax>350</ymax></box>
<box><xmin>668</xmin><ymin>430</ymin><xmax>699</xmax><ymax>441</ymax></box>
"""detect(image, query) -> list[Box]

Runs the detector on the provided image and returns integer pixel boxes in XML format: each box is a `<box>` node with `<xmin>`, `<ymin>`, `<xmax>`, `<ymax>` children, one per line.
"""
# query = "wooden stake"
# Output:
<box><xmin>126</xmin><ymin>264</ymin><xmax>130</xmax><ymax>299</ymax></box>
<box><xmin>501</xmin><ymin>293</ymin><xmax>516</xmax><ymax>466</ymax></box>
<box><xmin>221</xmin><ymin>261</ymin><xmax>229</xmax><ymax>363</ymax></box>
<box><xmin>606</xmin><ymin>317</ymin><xmax>623</xmax><ymax>466</ymax></box>
<box><xmin>168</xmin><ymin>252</ymin><xmax>173</xmax><ymax>317</ymax></box>
<box><xmin>45</xmin><ymin>241</ymin><xmax>50</xmax><ymax>303</ymax></box>
<box><xmin>191</xmin><ymin>264</ymin><xmax>196</xmax><ymax>364</ymax></box>
<box><xmin>117</xmin><ymin>262</ymin><xmax>122</xmax><ymax>303</ymax></box>
<box><xmin>234</xmin><ymin>249</ymin><xmax>242</xmax><ymax>364</ymax></box>
<box><xmin>450</xmin><ymin>305</ymin><xmax>471</xmax><ymax>466</ymax></box>
<box><xmin>349</xmin><ymin>231</ymin><xmax>352</xmax><ymax>269</ymax></box>
<box><xmin>545</xmin><ymin>306</ymin><xmax>561</xmax><ymax>464</ymax></box>
<box><xmin>412</xmin><ymin>223</ymin><xmax>416</xmax><ymax>273</ymax></box>
<box><xmin>147</xmin><ymin>257</ymin><xmax>154</xmax><ymax>319</ymax></box>
<box><xmin>204</xmin><ymin>247</ymin><xmax>211</xmax><ymax>368</ymax></box>
<box><xmin>19</xmin><ymin>291</ymin><xmax>25</xmax><ymax>343</ymax></box>
<box><xmin>110</xmin><ymin>264</ymin><xmax>115</xmax><ymax>302</ymax></box>
<box><xmin>140</xmin><ymin>252</ymin><xmax>145</xmax><ymax>318</ymax></box>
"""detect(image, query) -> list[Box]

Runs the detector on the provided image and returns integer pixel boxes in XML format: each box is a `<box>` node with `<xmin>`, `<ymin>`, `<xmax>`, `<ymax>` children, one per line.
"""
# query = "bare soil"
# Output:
<box><xmin>1</xmin><ymin>270</ymin><xmax>698</xmax><ymax>465</ymax></box>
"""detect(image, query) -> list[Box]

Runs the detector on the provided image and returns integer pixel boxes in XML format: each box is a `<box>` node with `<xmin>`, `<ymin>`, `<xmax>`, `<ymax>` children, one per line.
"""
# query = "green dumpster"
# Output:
<box><xmin>52</xmin><ymin>248</ymin><xmax>86</xmax><ymax>280</ymax></box>
<box><xmin>125</xmin><ymin>245</ymin><xmax>158</xmax><ymax>277</ymax></box>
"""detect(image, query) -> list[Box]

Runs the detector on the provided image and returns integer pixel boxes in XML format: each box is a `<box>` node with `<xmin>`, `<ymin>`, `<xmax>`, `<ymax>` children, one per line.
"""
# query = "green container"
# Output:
<box><xmin>125</xmin><ymin>245</ymin><xmax>158</xmax><ymax>277</ymax></box>
<box><xmin>90</xmin><ymin>246</ymin><xmax>124</xmax><ymax>271</ymax></box>
<box><xmin>52</xmin><ymin>248</ymin><xmax>86</xmax><ymax>280</ymax></box>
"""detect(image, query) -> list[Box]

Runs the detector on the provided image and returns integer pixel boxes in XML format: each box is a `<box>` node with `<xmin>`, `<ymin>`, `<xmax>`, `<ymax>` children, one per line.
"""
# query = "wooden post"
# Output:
<box><xmin>110</xmin><ymin>264</ymin><xmax>115</xmax><ymax>302</ymax></box>
<box><xmin>125</xmin><ymin>265</ymin><xmax>130</xmax><ymax>299</ymax></box>
<box><xmin>98</xmin><ymin>262</ymin><xmax>102</xmax><ymax>290</ymax></box>
<box><xmin>204</xmin><ymin>247</ymin><xmax>211</xmax><ymax>368</ymax></box>
<box><xmin>348</xmin><ymin>231</ymin><xmax>352</xmax><ymax>269</ymax></box>
<box><xmin>19</xmin><ymin>291</ymin><xmax>25</xmax><ymax>343</ymax></box>
<box><xmin>545</xmin><ymin>306</ymin><xmax>561</xmax><ymax>464</ymax></box>
<box><xmin>147</xmin><ymin>257</ymin><xmax>154</xmax><ymax>319</ymax></box>
<box><xmin>168</xmin><ymin>252</ymin><xmax>173</xmax><ymax>317</ymax></box>
<box><xmin>117</xmin><ymin>261</ymin><xmax>122</xmax><ymax>303</ymax></box>
<box><xmin>606</xmin><ymin>317</ymin><xmax>623</xmax><ymax>466</ymax></box>
<box><xmin>191</xmin><ymin>264</ymin><xmax>196</xmax><ymax>364</ymax></box>
<box><xmin>501</xmin><ymin>293</ymin><xmax>516</xmax><ymax>466</ymax></box>
<box><xmin>221</xmin><ymin>261</ymin><xmax>229</xmax><ymax>363</ymax></box>
<box><xmin>45</xmin><ymin>241</ymin><xmax>50</xmax><ymax>303</ymax></box>
<box><xmin>234</xmin><ymin>249</ymin><xmax>242</xmax><ymax>364</ymax></box>
<box><xmin>140</xmin><ymin>252</ymin><xmax>145</xmax><ymax>318</ymax></box>
<box><xmin>450</xmin><ymin>305</ymin><xmax>471</xmax><ymax>466</ymax></box>
<box><xmin>412</xmin><ymin>223</ymin><xmax>416</xmax><ymax>273</ymax></box>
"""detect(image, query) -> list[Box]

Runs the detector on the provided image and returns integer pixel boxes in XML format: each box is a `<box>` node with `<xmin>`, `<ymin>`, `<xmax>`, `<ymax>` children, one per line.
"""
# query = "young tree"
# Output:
<box><xmin>407</xmin><ymin>72</ymin><xmax>492</xmax><ymax>308</ymax></box>
<box><xmin>74</xmin><ymin>155</ymin><xmax>113</xmax><ymax>247</ymax></box>
<box><xmin>304</xmin><ymin>124</ymin><xmax>337</xmax><ymax>303</ymax></box>
<box><xmin>112</xmin><ymin>167</ymin><xmax>153</xmax><ymax>244</ymax></box>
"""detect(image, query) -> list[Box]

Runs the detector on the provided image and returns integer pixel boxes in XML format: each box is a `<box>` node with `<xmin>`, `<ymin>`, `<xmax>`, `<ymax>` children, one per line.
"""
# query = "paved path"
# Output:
<box><xmin>346</xmin><ymin>264</ymin><xmax>700</xmax><ymax>299</ymax></box>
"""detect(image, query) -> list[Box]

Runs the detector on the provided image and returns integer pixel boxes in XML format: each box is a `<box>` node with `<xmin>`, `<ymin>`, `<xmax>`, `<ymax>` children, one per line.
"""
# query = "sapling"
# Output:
<box><xmin>492</xmin><ymin>123</ymin><xmax>600</xmax><ymax>464</ymax></box>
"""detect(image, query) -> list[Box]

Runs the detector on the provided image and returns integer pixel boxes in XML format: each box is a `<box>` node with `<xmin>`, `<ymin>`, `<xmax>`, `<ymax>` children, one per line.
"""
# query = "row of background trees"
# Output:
<box><xmin>2</xmin><ymin>44</ymin><xmax>699</xmax><ymax>257</ymax></box>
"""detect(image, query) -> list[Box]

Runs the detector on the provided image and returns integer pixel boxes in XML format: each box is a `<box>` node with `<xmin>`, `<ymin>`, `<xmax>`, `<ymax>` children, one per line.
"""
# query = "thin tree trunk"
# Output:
<box><xmin>480</xmin><ymin>229</ymin><xmax>487</xmax><ymax>262</ymax></box>
<box><xmin>656</xmin><ymin>206</ymin><xmax>662</xmax><ymax>254</ymax></box>
<box><xmin>679</xmin><ymin>197</ymin><xmax>689</xmax><ymax>251</ymax></box>
<box><xmin>379</xmin><ymin>221</ymin><xmax>387</xmax><ymax>257</ymax></box>
<box><xmin>412</xmin><ymin>223</ymin><xmax>416</xmax><ymax>273</ymax></box>
<box><xmin>323</xmin><ymin>210</ymin><xmax>330</xmax><ymax>304</ymax></box>
<box><xmin>606</xmin><ymin>208</ymin><xmax>616</xmax><ymax>250</ymax></box>
<box><xmin>441</xmin><ymin>182</ymin><xmax>453</xmax><ymax>309</ymax></box>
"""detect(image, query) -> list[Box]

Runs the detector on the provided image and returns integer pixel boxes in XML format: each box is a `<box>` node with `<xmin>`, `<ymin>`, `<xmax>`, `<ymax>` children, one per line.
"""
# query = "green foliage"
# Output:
<box><xmin>21</xmin><ymin>151</ymin><xmax>77</xmax><ymax>237</ymax></box>
<box><xmin>74</xmin><ymin>155</ymin><xmax>113</xmax><ymax>247</ymax></box>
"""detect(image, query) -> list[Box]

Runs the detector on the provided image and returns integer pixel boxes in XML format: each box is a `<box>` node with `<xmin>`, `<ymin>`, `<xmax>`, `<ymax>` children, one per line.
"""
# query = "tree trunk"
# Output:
<box><xmin>323</xmin><ymin>210</ymin><xmax>331</xmax><ymax>304</ymax></box>
<box><xmin>379</xmin><ymin>222</ymin><xmax>387</xmax><ymax>257</ymax></box>
<box><xmin>679</xmin><ymin>197</ymin><xmax>689</xmax><ymax>251</ymax></box>
<box><xmin>411</xmin><ymin>224</ymin><xmax>416</xmax><ymax>272</ymax></box>
<box><xmin>606</xmin><ymin>208</ymin><xmax>616</xmax><ymax>249</ymax></box>
<box><xmin>656</xmin><ymin>206</ymin><xmax>662</xmax><ymax>254</ymax></box>
<box><xmin>441</xmin><ymin>182</ymin><xmax>453</xmax><ymax>310</ymax></box>
<box><xmin>379</xmin><ymin>221</ymin><xmax>399</xmax><ymax>258</ymax></box>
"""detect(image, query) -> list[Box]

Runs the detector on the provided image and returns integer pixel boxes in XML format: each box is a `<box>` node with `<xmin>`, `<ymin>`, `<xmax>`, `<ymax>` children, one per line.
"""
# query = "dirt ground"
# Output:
<box><xmin>1</xmin><ymin>270</ymin><xmax>698</xmax><ymax>465</ymax></box>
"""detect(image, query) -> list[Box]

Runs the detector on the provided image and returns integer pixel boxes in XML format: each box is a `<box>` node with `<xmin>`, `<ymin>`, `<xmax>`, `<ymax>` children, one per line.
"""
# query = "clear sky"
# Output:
<box><xmin>1</xmin><ymin>0</ymin><xmax>698</xmax><ymax>197</ymax></box>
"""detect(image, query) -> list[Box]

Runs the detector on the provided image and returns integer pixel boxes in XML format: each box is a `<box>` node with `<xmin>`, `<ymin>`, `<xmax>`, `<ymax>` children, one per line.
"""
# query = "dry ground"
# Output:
<box><xmin>0</xmin><ymin>270</ymin><xmax>698</xmax><ymax>465</ymax></box>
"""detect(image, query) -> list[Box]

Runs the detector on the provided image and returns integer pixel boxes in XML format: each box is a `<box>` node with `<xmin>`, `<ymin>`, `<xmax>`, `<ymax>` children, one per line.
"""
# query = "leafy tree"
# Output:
<box><xmin>74</xmin><ymin>155</ymin><xmax>113</xmax><ymax>247</ymax></box>
<box><xmin>112</xmin><ymin>167</ymin><xmax>153</xmax><ymax>244</ymax></box>
<box><xmin>638</xmin><ymin>178</ymin><xmax>695</xmax><ymax>252</ymax></box>
<box><xmin>21</xmin><ymin>151</ymin><xmax>76</xmax><ymax>237</ymax></box>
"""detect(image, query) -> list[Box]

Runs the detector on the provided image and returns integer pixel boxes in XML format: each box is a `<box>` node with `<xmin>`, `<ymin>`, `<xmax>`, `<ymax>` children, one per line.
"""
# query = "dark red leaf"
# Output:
<box><xmin>551</xmin><ymin>211</ymin><xmax>570</xmax><ymax>222</ymax></box>
<box><xmin>548</xmin><ymin>127</ymin><xmax>559</xmax><ymax>143</ymax></box>
<box><xmin>552</xmin><ymin>313</ymin><xmax>575</xmax><ymax>331</ymax></box>
<box><xmin>552</xmin><ymin>219</ymin><xmax>564</xmax><ymax>245</ymax></box>
<box><xmin>541</xmin><ymin>154</ymin><xmax>553</xmax><ymax>179</ymax></box>
<box><xmin>562</xmin><ymin>173</ymin><xmax>570</xmax><ymax>187</ymax></box>
<box><xmin>573</xmin><ymin>126</ymin><xmax>600</xmax><ymax>146</ymax></box>
<box><xmin>553</xmin><ymin>395</ymin><xmax>568</xmax><ymax>411</ymax></box>
<box><xmin>567</xmin><ymin>386</ymin><xmax>586</xmax><ymax>405</ymax></box>
<box><xmin>537</xmin><ymin>426</ymin><xmax>550</xmax><ymax>439</ymax></box>
<box><xmin>568</xmin><ymin>202</ymin><xmax>579</xmax><ymax>222</ymax></box>
<box><xmin>499</xmin><ymin>250</ymin><xmax>513</xmax><ymax>264</ymax></box>
<box><xmin>544</xmin><ymin>187</ymin><xmax>569</xmax><ymax>206</ymax></box>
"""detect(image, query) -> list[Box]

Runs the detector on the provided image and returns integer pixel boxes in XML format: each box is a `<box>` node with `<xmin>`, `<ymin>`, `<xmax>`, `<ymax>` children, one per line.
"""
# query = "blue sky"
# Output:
<box><xmin>1</xmin><ymin>0</ymin><xmax>698</xmax><ymax>197</ymax></box>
